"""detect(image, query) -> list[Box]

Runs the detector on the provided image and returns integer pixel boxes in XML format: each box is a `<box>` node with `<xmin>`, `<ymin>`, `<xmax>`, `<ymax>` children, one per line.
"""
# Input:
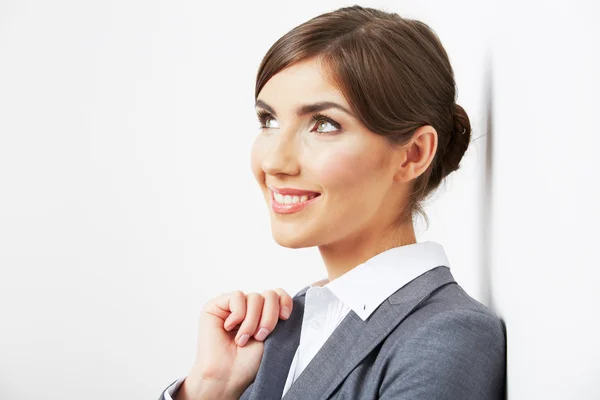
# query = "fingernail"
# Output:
<box><xmin>255</xmin><ymin>327</ymin><xmax>269</xmax><ymax>341</ymax></box>
<box><xmin>281</xmin><ymin>306</ymin><xmax>291</xmax><ymax>318</ymax></box>
<box><xmin>237</xmin><ymin>333</ymin><xmax>249</xmax><ymax>346</ymax></box>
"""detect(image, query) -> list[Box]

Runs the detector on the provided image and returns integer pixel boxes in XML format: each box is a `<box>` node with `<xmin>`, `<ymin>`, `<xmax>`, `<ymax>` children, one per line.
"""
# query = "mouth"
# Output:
<box><xmin>268</xmin><ymin>186</ymin><xmax>322</xmax><ymax>214</ymax></box>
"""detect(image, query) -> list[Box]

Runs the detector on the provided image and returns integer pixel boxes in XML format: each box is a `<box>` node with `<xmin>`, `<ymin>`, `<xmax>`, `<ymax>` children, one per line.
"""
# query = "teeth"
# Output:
<box><xmin>273</xmin><ymin>191</ymin><xmax>318</xmax><ymax>204</ymax></box>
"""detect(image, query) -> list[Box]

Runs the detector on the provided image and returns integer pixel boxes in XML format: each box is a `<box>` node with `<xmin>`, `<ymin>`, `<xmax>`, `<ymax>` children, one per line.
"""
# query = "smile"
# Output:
<box><xmin>273</xmin><ymin>192</ymin><xmax>319</xmax><ymax>204</ymax></box>
<box><xmin>268</xmin><ymin>187</ymin><xmax>321</xmax><ymax>214</ymax></box>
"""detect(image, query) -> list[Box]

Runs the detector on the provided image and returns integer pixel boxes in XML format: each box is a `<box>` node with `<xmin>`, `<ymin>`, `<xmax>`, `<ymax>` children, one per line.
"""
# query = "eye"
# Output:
<box><xmin>255</xmin><ymin>110</ymin><xmax>342</xmax><ymax>135</ymax></box>
<box><xmin>256</xmin><ymin>110</ymin><xmax>279</xmax><ymax>130</ymax></box>
<box><xmin>311</xmin><ymin>113</ymin><xmax>342</xmax><ymax>135</ymax></box>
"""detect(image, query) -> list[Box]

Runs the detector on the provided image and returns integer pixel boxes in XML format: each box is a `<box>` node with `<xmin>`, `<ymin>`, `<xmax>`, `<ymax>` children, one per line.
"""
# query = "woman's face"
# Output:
<box><xmin>251</xmin><ymin>58</ymin><xmax>406</xmax><ymax>249</ymax></box>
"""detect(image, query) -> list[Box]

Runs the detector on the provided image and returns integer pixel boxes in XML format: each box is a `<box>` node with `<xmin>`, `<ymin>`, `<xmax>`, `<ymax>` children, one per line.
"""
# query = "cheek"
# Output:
<box><xmin>318</xmin><ymin>153</ymin><xmax>355</xmax><ymax>186</ymax></box>
<box><xmin>313</xmin><ymin>148</ymin><xmax>380</xmax><ymax>193</ymax></box>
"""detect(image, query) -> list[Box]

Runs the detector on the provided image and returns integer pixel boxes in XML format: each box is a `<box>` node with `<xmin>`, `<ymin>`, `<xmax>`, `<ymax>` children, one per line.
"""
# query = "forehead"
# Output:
<box><xmin>258</xmin><ymin>58</ymin><xmax>348</xmax><ymax>109</ymax></box>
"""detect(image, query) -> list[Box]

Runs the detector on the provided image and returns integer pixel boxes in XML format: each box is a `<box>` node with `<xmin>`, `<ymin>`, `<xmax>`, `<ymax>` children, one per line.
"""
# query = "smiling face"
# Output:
<box><xmin>251</xmin><ymin>58</ymin><xmax>409</xmax><ymax>249</ymax></box>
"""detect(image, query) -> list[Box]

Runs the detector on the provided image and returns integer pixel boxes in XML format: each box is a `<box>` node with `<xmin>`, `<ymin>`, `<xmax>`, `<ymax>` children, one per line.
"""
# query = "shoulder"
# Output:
<box><xmin>400</xmin><ymin>305</ymin><xmax>505</xmax><ymax>364</ymax></box>
<box><xmin>396</xmin><ymin>272</ymin><xmax>504</xmax><ymax>337</ymax></box>
<box><xmin>419</xmin><ymin>281</ymin><xmax>505</xmax><ymax>339</ymax></box>
<box><xmin>379</xmin><ymin>282</ymin><xmax>506</xmax><ymax>399</ymax></box>
<box><xmin>392</xmin><ymin>282</ymin><xmax>506</xmax><ymax>362</ymax></box>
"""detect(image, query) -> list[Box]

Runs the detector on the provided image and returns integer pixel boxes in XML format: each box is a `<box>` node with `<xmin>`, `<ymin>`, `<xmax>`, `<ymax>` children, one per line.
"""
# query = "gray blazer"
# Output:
<box><xmin>160</xmin><ymin>266</ymin><xmax>506</xmax><ymax>399</ymax></box>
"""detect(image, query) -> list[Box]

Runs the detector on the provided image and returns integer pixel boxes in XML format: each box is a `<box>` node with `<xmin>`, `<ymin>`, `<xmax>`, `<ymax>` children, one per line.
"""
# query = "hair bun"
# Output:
<box><xmin>452</xmin><ymin>104</ymin><xmax>470</xmax><ymax>137</ymax></box>
<box><xmin>442</xmin><ymin>103</ymin><xmax>472</xmax><ymax>175</ymax></box>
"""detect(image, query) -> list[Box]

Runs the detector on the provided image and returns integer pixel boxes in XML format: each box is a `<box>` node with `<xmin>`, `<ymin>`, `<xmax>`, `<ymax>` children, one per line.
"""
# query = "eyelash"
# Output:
<box><xmin>256</xmin><ymin>110</ymin><xmax>342</xmax><ymax>135</ymax></box>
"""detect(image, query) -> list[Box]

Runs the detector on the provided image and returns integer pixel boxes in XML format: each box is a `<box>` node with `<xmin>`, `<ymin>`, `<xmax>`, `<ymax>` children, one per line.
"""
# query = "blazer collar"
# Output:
<box><xmin>247</xmin><ymin>265</ymin><xmax>456</xmax><ymax>400</ymax></box>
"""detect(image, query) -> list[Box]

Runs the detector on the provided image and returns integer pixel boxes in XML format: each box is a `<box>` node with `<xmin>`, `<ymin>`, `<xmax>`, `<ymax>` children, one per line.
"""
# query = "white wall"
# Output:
<box><xmin>491</xmin><ymin>1</ymin><xmax>600</xmax><ymax>398</ymax></box>
<box><xmin>1</xmin><ymin>0</ymin><xmax>596</xmax><ymax>399</ymax></box>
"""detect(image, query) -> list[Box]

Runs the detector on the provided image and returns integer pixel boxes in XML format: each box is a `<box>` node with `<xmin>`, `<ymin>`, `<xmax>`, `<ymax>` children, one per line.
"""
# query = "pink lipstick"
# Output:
<box><xmin>268</xmin><ymin>186</ymin><xmax>321</xmax><ymax>214</ymax></box>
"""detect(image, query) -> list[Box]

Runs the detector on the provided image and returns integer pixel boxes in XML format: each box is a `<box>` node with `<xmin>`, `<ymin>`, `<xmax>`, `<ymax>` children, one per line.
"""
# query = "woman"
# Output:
<box><xmin>160</xmin><ymin>5</ymin><xmax>506</xmax><ymax>400</ymax></box>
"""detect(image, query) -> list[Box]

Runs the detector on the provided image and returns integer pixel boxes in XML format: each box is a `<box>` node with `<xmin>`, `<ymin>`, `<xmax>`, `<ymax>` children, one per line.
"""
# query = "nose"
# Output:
<box><xmin>261</xmin><ymin>131</ymin><xmax>300</xmax><ymax>177</ymax></box>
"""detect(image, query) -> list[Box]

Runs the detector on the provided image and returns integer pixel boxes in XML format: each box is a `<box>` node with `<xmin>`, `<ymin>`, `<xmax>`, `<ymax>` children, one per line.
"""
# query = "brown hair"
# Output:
<box><xmin>255</xmin><ymin>5</ymin><xmax>472</xmax><ymax>227</ymax></box>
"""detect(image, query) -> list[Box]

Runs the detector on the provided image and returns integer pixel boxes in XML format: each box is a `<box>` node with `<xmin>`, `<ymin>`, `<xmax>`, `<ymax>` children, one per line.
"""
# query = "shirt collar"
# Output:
<box><xmin>309</xmin><ymin>241</ymin><xmax>450</xmax><ymax>321</ymax></box>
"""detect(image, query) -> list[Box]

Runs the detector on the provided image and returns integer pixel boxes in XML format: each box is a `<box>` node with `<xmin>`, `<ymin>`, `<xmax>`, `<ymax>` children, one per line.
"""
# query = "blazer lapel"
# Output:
<box><xmin>282</xmin><ymin>265</ymin><xmax>455</xmax><ymax>400</ymax></box>
<box><xmin>248</xmin><ymin>285</ymin><xmax>310</xmax><ymax>400</ymax></box>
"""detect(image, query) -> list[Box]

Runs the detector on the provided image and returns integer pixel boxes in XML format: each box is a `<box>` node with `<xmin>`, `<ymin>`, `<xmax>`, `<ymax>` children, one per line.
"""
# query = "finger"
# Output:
<box><xmin>204</xmin><ymin>291</ymin><xmax>242</xmax><ymax>319</ymax></box>
<box><xmin>273</xmin><ymin>288</ymin><xmax>293</xmax><ymax>319</ymax></box>
<box><xmin>222</xmin><ymin>290</ymin><xmax>247</xmax><ymax>331</ymax></box>
<box><xmin>235</xmin><ymin>292</ymin><xmax>264</xmax><ymax>347</ymax></box>
<box><xmin>254</xmin><ymin>290</ymin><xmax>280</xmax><ymax>342</ymax></box>
<box><xmin>206</xmin><ymin>290</ymin><xmax>246</xmax><ymax>331</ymax></box>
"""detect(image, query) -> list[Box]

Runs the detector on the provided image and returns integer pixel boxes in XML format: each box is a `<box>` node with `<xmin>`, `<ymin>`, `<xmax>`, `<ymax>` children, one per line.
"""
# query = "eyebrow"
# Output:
<box><xmin>255</xmin><ymin>99</ymin><xmax>355</xmax><ymax>118</ymax></box>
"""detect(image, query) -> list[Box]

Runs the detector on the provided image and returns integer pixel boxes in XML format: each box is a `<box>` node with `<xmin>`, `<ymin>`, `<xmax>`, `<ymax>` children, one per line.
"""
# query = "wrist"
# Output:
<box><xmin>175</xmin><ymin>378</ymin><xmax>229</xmax><ymax>400</ymax></box>
<box><xmin>176</xmin><ymin>365</ymin><xmax>239</xmax><ymax>400</ymax></box>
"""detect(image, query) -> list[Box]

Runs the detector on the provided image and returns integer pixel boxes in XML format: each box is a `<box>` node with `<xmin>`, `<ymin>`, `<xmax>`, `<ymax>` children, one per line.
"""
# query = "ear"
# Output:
<box><xmin>393</xmin><ymin>125</ymin><xmax>438</xmax><ymax>183</ymax></box>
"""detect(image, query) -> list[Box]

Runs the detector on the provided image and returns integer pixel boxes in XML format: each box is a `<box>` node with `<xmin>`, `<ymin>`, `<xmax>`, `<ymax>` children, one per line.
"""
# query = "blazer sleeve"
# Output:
<box><xmin>239</xmin><ymin>381</ymin><xmax>254</xmax><ymax>399</ymax></box>
<box><xmin>378</xmin><ymin>308</ymin><xmax>506</xmax><ymax>400</ymax></box>
<box><xmin>158</xmin><ymin>378</ymin><xmax>181</xmax><ymax>400</ymax></box>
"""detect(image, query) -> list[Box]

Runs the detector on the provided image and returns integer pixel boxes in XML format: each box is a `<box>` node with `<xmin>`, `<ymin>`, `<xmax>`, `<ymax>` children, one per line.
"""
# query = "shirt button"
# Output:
<box><xmin>312</xmin><ymin>320</ymin><xmax>321</xmax><ymax>329</ymax></box>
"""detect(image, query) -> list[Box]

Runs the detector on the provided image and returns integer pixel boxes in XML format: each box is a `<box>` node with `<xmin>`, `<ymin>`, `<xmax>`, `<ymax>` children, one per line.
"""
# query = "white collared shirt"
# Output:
<box><xmin>280</xmin><ymin>240</ymin><xmax>449</xmax><ymax>396</ymax></box>
<box><xmin>164</xmin><ymin>241</ymin><xmax>450</xmax><ymax>400</ymax></box>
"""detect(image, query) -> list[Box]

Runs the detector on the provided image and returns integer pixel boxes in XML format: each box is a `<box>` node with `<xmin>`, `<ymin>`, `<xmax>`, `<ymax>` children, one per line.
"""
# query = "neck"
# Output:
<box><xmin>317</xmin><ymin>220</ymin><xmax>417</xmax><ymax>282</ymax></box>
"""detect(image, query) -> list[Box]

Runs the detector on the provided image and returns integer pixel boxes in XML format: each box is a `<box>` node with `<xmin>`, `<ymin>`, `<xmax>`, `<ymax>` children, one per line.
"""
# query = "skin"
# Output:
<box><xmin>177</xmin><ymin>289</ymin><xmax>295</xmax><ymax>400</ymax></box>
<box><xmin>176</xmin><ymin>56</ymin><xmax>438</xmax><ymax>400</ymax></box>
<box><xmin>251</xmin><ymin>56</ymin><xmax>439</xmax><ymax>281</ymax></box>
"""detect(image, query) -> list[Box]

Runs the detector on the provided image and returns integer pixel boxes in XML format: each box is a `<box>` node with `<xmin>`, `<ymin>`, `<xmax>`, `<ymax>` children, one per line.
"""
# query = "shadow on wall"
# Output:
<box><xmin>482</xmin><ymin>54</ymin><xmax>508</xmax><ymax>400</ymax></box>
<box><xmin>501</xmin><ymin>317</ymin><xmax>508</xmax><ymax>400</ymax></box>
<box><xmin>480</xmin><ymin>54</ymin><xmax>494</xmax><ymax>310</ymax></box>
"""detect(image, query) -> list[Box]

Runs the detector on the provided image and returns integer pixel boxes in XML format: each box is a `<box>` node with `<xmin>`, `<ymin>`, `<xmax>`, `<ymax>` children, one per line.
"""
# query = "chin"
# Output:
<box><xmin>272</xmin><ymin>232</ymin><xmax>308</xmax><ymax>249</ymax></box>
<box><xmin>271</xmin><ymin>228</ymin><xmax>316</xmax><ymax>249</ymax></box>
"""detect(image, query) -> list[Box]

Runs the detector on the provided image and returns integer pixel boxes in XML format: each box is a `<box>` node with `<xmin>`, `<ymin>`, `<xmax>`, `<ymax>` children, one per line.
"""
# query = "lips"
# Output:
<box><xmin>268</xmin><ymin>186</ymin><xmax>320</xmax><ymax>196</ymax></box>
<box><xmin>268</xmin><ymin>186</ymin><xmax>321</xmax><ymax>214</ymax></box>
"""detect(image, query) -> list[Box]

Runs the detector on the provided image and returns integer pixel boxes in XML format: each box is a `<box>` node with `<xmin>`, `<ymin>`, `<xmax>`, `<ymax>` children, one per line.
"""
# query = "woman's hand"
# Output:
<box><xmin>176</xmin><ymin>288</ymin><xmax>293</xmax><ymax>400</ymax></box>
